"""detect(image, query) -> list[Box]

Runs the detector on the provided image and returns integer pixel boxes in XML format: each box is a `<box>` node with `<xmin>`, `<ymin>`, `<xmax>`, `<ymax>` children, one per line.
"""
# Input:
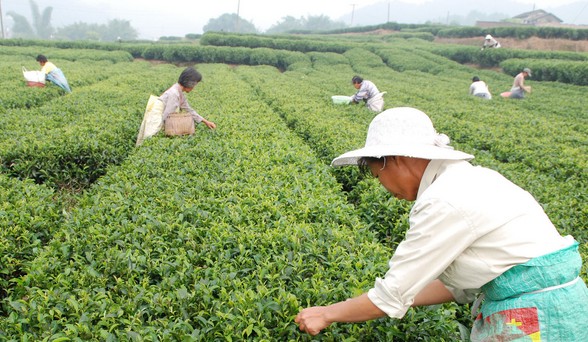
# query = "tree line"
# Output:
<box><xmin>5</xmin><ymin>0</ymin><xmax>347</xmax><ymax>42</ymax></box>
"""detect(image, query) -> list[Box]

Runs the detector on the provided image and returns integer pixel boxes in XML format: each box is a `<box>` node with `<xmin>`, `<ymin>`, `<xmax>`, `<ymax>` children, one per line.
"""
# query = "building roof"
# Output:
<box><xmin>513</xmin><ymin>9</ymin><xmax>563</xmax><ymax>25</ymax></box>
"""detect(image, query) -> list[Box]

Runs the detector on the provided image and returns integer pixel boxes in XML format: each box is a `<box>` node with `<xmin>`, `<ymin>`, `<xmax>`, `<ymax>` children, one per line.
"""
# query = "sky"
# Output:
<box><xmin>1</xmin><ymin>0</ymin><xmax>587</xmax><ymax>39</ymax></box>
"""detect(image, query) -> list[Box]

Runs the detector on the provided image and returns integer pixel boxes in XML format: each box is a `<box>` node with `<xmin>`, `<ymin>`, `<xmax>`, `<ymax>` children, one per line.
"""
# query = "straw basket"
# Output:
<box><xmin>164</xmin><ymin>112</ymin><xmax>195</xmax><ymax>136</ymax></box>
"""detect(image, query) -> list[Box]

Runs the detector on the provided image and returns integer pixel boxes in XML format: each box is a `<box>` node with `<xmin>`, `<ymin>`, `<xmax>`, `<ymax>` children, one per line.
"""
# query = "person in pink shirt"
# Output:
<box><xmin>160</xmin><ymin>67</ymin><xmax>216</xmax><ymax>129</ymax></box>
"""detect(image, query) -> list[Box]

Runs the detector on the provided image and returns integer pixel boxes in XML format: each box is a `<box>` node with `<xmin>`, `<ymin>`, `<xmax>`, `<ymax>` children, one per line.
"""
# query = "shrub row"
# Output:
<box><xmin>235</xmin><ymin>46</ymin><xmax>587</xmax><ymax>265</ymax></box>
<box><xmin>0</xmin><ymin>175</ymin><xmax>62</xmax><ymax>307</ymax></box>
<box><xmin>0</xmin><ymin>63</ymin><xmax>457</xmax><ymax>341</ymax></box>
<box><xmin>141</xmin><ymin>44</ymin><xmax>309</xmax><ymax>70</ymax></box>
<box><xmin>0</xmin><ymin>60</ymin><xmax>175</xmax><ymax>190</ymax></box>
<box><xmin>0</xmin><ymin>40</ymin><xmax>585</xmax><ymax>340</ymax></box>
<box><xmin>0</xmin><ymin>44</ymin><xmax>133</xmax><ymax>63</ymax></box>
<box><xmin>501</xmin><ymin>58</ymin><xmax>588</xmax><ymax>85</ymax></box>
<box><xmin>431</xmin><ymin>44</ymin><xmax>588</xmax><ymax>68</ymax></box>
<box><xmin>200</xmin><ymin>32</ymin><xmax>357</xmax><ymax>53</ymax></box>
<box><xmin>437</xmin><ymin>25</ymin><xmax>588</xmax><ymax>41</ymax></box>
<box><xmin>1</xmin><ymin>56</ymin><xmax>127</xmax><ymax>111</ymax></box>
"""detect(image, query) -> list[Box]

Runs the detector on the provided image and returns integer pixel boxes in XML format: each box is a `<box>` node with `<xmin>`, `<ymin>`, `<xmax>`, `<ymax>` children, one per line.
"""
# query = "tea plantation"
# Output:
<box><xmin>0</xmin><ymin>34</ymin><xmax>586</xmax><ymax>341</ymax></box>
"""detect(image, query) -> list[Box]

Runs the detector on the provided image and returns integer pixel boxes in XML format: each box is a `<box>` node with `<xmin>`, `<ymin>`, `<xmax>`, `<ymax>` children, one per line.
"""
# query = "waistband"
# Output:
<box><xmin>471</xmin><ymin>276</ymin><xmax>581</xmax><ymax>320</ymax></box>
<box><xmin>482</xmin><ymin>241</ymin><xmax>581</xmax><ymax>301</ymax></box>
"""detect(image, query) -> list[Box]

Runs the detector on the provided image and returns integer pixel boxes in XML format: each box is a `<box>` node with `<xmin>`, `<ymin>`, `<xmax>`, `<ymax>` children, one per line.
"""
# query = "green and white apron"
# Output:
<box><xmin>471</xmin><ymin>242</ymin><xmax>588</xmax><ymax>341</ymax></box>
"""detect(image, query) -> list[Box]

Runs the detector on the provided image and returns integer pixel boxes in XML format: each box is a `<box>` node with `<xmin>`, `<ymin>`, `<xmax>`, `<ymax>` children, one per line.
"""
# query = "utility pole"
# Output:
<box><xmin>350</xmin><ymin>4</ymin><xmax>356</xmax><ymax>26</ymax></box>
<box><xmin>235</xmin><ymin>0</ymin><xmax>241</xmax><ymax>33</ymax></box>
<box><xmin>0</xmin><ymin>0</ymin><xmax>5</xmax><ymax>39</ymax></box>
<box><xmin>387</xmin><ymin>1</ymin><xmax>390</xmax><ymax>23</ymax></box>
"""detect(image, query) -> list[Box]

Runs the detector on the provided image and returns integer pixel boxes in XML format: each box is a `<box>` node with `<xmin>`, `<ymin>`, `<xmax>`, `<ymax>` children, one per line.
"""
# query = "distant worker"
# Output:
<box><xmin>503</xmin><ymin>68</ymin><xmax>532</xmax><ymax>99</ymax></box>
<box><xmin>481</xmin><ymin>34</ymin><xmax>501</xmax><ymax>50</ymax></box>
<box><xmin>469</xmin><ymin>76</ymin><xmax>492</xmax><ymax>100</ymax></box>
<box><xmin>351</xmin><ymin>76</ymin><xmax>386</xmax><ymax>113</ymax></box>
<box><xmin>135</xmin><ymin>67</ymin><xmax>216</xmax><ymax>145</ymax></box>
<box><xmin>160</xmin><ymin>67</ymin><xmax>216</xmax><ymax>129</ymax></box>
<box><xmin>36</xmin><ymin>54</ymin><xmax>72</xmax><ymax>93</ymax></box>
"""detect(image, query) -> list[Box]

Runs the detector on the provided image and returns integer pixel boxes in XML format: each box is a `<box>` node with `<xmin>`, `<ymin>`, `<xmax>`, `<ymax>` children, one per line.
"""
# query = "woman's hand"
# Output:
<box><xmin>295</xmin><ymin>294</ymin><xmax>385</xmax><ymax>335</ymax></box>
<box><xmin>203</xmin><ymin>119</ymin><xmax>216</xmax><ymax>129</ymax></box>
<box><xmin>295</xmin><ymin>306</ymin><xmax>331</xmax><ymax>335</ymax></box>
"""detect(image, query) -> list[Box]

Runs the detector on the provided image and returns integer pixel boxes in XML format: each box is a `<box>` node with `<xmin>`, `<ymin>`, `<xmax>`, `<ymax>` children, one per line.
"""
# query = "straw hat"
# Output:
<box><xmin>485</xmin><ymin>34</ymin><xmax>493</xmax><ymax>40</ymax></box>
<box><xmin>331</xmin><ymin>107</ymin><xmax>474</xmax><ymax>166</ymax></box>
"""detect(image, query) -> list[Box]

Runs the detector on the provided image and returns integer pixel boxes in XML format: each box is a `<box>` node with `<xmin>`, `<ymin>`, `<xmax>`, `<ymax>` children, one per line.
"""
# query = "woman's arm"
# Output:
<box><xmin>296</xmin><ymin>280</ymin><xmax>455</xmax><ymax>336</ymax></box>
<box><xmin>295</xmin><ymin>293</ymin><xmax>385</xmax><ymax>336</ymax></box>
<box><xmin>412</xmin><ymin>279</ymin><xmax>455</xmax><ymax>306</ymax></box>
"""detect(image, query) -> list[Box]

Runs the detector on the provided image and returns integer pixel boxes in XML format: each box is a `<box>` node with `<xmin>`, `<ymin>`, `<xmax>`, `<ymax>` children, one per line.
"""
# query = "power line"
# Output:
<box><xmin>572</xmin><ymin>2</ymin><xmax>588</xmax><ymax>24</ymax></box>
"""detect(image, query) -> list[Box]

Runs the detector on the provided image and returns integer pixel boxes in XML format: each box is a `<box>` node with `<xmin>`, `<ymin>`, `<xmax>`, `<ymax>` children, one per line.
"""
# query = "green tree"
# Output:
<box><xmin>203</xmin><ymin>13</ymin><xmax>257</xmax><ymax>33</ymax></box>
<box><xmin>6</xmin><ymin>12</ymin><xmax>35</xmax><ymax>38</ymax></box>
<box><xmin>55</xmin><ymin>22</ymin><xmax>99</xmax><ymax>40</ymax></box>
<box><xmin>56</xmin><ymin>19</ymin><xmax>138</xmax><ymax>41</ymax></box>
<box><xmin>304</xmin><ymin>15</ymin><xmax>346</xmax><ymax>32</ymax></box>
<box><xmin>101</xmin><ymin>19</ymin><xmax>138</xmax><ymax>41</ymax></box>
<box><xmin>7</xmin><ymin>0</ymin><xmax>53</xmax><ymax>39</ymax></box>
<box><xmin>266</xmin><ymin>16</ymin><xmax>304</xmax><ymax>34</ymax></box>
<box><xmin>266</xmin><ymin>15</ymin><xmax>346</xmax><ymax>33</ymax></box>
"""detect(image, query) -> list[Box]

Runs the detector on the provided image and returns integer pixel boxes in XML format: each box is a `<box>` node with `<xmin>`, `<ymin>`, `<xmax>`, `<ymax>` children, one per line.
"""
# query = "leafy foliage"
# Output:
<box><xmin>6</xmin><ymin>0</ymin><xmax>53</xmax><ymax>39</ymax></box>
<box><xmin>203</xmin><ymin>14</ymin><xmax>258</xmax><ymax>34</ymax></box>
<box><xmin>0</xmin><ymin>34</ymin><xmax>585</xmax><ymax>341</ymax></box>
<box><xmin>55</xmin><ymin>19</ymin><xmax>138</xmax><ymax>42</ymax></box>
<box><xmin>437</xmin><ymin>25</ymin><xmax>588</xmax><ymax>41</ymax></box>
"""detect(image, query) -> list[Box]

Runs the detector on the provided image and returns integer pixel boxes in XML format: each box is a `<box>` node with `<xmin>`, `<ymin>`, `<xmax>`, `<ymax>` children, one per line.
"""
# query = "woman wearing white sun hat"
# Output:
<box><xmin>295</xmin><ymin>107</ymin><xmax>588</xmax><ymax>340</ymax></box>
<box><xmin>482</xmin><ymin>34</ymin><xmax>501</xmax><ymax>50</ymax></box>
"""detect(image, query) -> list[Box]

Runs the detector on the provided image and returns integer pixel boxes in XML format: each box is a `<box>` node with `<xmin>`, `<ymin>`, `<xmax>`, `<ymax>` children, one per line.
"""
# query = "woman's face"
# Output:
<box><xmin>368</xmin><ymin>157</ymin><xmax>423</xmax><ymax>201</ymax></box>
<box><xmin>181</xmin><ymin>84</ymin><xmax>196</xmax><ymax>93</ymax></box>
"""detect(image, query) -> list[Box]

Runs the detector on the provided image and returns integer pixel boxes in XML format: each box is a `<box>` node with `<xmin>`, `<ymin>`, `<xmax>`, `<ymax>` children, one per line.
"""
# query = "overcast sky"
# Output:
<box><xmin>2</xmin><ymin>0</ymin><xmax>586</xmax><ymax>39</ymax></box>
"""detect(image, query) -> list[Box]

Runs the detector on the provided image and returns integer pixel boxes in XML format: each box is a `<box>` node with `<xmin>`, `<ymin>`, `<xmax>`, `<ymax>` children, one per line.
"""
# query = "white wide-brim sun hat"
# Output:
<box><xmin>331</xmin><ymin>107</ymin><xmax>474</xmax><ymax>166</ymax></box>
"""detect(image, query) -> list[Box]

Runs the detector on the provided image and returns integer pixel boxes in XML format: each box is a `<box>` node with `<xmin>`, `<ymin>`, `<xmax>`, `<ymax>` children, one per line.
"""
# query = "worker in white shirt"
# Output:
<box><xmin>350</xmin><ymin>76</ymin><xmax>385</xmax><ymax>112</ymax></box>
<box><xmin>295</xmin><ymin>107</ymin><xmax>588</xmax><ymax>341</ymax></box>
<box><xmin>481</xmin><ymin>34</ymin><xmax>501</xmax><ymax>50</ymax></box>
<box><xmin>469</xmin><ymin>76</ymin><xmax>492</xmax><ymax>99</ymax></box>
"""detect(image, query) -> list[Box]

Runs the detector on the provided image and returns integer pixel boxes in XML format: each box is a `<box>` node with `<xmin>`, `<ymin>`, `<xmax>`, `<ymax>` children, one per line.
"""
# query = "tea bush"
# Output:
<box><xmin>0</xmin><ymin>36</ymin><xmax>585</xmax><ymax>340</ymax></box>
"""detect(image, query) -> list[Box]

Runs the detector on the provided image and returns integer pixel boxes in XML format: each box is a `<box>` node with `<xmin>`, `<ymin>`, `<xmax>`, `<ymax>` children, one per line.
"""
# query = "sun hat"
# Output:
<box><xmin>523</xmin><ymin>67</ymin><xmax>532</xmax><ymax>77</ymax></box>
<box><xmin>331</xmin><ymin>107</ymin><xmax>474</xmax><ymax>167</ymax></box>
<box><xmin>485</xmin><ymin>34</ymin><xmax>492</xmax><ymax>40</ymax></box>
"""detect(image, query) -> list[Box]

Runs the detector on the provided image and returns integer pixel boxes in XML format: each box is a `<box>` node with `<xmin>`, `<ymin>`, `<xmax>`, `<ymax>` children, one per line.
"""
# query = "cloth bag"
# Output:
<box><xmin>367</xmin><ymin>91</ymin><xmax>386</xmax><ymax>112</ymax></box>
<box><xmin>136</xmin><ymin>95</ymin><xmax>165</xmax><ymax>146</ymax></box>
<box><xmin>22</xmin><ymin>66</ymin><xmax>46</xmax><ymax>87</ymax></box>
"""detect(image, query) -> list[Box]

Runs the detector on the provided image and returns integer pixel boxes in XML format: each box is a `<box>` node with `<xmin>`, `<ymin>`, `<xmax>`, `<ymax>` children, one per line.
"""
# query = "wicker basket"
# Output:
<box><xmin>164</xmin><ymin>112</ymin><xmax>195</xmax><ymax>136</ymax></box>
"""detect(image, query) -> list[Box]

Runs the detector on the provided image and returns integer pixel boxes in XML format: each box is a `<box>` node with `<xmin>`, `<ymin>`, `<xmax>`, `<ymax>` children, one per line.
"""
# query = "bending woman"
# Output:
<box><xmin>295</xmin><ymin>107</ymin><xmax>588</xmax><ymax>340</ymax></box>
<box><xmin>160</xmin><ymin>67</ymin><xmax>216</xmax><ymax>129</ymax></box>
<box><xmin>36</xmin><ymin>54</ymin><xmax>72</xmax><ymax>93</ymax></box>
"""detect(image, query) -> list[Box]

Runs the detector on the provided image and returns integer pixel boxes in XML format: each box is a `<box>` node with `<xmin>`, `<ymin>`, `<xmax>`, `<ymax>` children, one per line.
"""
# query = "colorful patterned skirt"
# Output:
<box><xmin>471</xmin><ymin>242</ymin><xmax>588</xmax><ymax>341</ymax></box>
